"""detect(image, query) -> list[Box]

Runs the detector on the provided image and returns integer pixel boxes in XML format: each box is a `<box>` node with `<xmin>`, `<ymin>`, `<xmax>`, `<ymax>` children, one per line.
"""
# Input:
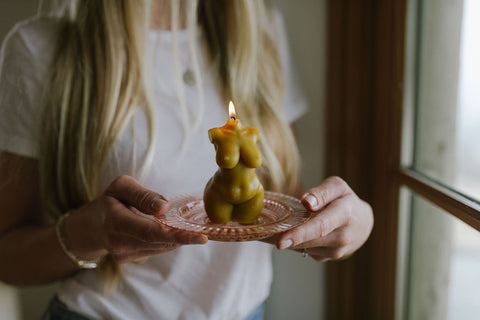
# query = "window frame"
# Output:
<box><xmin>324</xmin><ymin>0</ymin><xmax>480</xmax><ymax>318</ymax></box>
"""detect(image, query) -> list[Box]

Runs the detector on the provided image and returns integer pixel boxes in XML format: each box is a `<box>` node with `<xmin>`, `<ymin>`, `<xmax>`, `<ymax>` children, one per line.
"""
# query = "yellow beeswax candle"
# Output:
<box><xmin>203</xmin><ymin>101</ymin><xmax>264</xmax><ymax>224</ymax></box>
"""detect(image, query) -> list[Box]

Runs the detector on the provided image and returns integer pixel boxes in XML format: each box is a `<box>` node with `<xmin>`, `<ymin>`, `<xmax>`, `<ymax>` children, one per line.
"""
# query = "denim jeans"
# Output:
<box><xmin>42</xmin><ymin>296</ymin><xmax>91</xmax><ymax>320</ymax></box>
<box><xmin>43</xmin><ymin>296</ymin><xmax>265</xmax><ymax>320</ymax></box>
<box><xmin>244</xmin><ymin>303</ymin><xmax>265</xmax><ymax>320</ymax></box>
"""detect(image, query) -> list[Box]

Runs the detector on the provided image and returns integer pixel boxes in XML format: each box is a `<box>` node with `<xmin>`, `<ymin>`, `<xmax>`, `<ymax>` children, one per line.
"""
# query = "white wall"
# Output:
<box><xmin>0</xmin><ymin>0</ymin><xmax>327</xmax><ymax>319</ymax></box>
<box><xmin>0</xmin><ymin>1</ymin><xmax>38</xmax><ymax>40</ymax></box>
<box><xmin>0</xmin><ymin>282</ymin><xmax>20</xmax><ymax>320</ymax></box>
<box><xmin>265</xmin><ymin>1</ymin><xmax>326</xmax><ymax>320</ymax></box>
<box><xmin>0</xmin><ymin>1</ymin><xmax>42</xmax><ymax>318</ymax></box>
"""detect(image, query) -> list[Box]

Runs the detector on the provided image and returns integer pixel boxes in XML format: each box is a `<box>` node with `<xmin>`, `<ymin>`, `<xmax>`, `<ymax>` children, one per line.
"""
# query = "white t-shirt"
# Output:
<box><xmin>0</xmin><ymin>13</ymin><xmax>307</xmax><ymax>320</ymax></box>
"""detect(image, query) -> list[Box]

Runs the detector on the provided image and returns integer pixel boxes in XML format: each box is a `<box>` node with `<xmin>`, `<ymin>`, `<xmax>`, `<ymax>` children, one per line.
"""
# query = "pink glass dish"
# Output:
<box><xmin>156</xmin><ymin>191</ymin><xmax>312</xmax><ymax>242</ymax></box>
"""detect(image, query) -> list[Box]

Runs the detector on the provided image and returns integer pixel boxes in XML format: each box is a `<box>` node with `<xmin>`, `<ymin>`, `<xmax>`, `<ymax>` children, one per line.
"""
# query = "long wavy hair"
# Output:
<box><xmin>39</xmin><ymin>0</ymin><xmax>301</xmax><ymax>292</ymax></box>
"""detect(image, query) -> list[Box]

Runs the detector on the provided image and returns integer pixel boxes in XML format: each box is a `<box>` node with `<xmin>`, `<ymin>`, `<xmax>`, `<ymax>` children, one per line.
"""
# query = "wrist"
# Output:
<box><xmin>59</xmin><ymin>211</ymin><xmax>107</xmax><ymax>267</ymax></box>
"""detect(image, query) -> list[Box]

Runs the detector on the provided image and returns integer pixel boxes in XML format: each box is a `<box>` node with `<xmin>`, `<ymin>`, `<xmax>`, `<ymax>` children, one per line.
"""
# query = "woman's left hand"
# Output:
<box><xmin>276</xmin><ymin>176</ymin><xmax>374</xmax><ymax>262</ymax></box>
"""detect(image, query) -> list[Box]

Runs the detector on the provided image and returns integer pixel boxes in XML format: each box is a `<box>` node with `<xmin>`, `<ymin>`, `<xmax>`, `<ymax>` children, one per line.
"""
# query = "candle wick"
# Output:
<box><xmin>230</xmin><ymin>116</ymin><xmax>236</xmax><ymax>120</ymax></box>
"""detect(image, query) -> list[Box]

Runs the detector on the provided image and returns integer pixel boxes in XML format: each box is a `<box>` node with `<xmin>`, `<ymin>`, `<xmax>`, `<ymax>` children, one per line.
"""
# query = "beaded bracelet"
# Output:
<box><xmin>55</xmin><ymin>212</ymin><xmax>99</xmax><ymax>269</ymax></box>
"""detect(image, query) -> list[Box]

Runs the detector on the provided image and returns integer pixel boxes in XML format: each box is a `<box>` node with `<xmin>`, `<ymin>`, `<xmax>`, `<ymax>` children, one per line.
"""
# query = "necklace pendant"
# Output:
<box><xmin>183</xmin><ymin>69</ymin><xmax>196</xmax><ymax>86</ymax></box>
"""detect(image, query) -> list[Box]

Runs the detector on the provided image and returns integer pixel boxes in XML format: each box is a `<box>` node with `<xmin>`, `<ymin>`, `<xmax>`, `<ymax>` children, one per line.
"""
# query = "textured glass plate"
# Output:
<box><xmin>157</xmin><ymin>191</ymin><xmax>312</xmax><ymax>242</ymax></box>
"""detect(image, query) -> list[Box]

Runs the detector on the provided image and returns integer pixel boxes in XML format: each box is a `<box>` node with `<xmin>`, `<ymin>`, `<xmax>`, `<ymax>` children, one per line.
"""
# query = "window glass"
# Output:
<box><xmin>406</xmin><ymin>194</ymin><xmax>480</xmax><ymax>320</ymax></box>
<box><xmin>455</xmin><ymin>0</ymin><xmax>480</xmax><ymax>201</ymax></box>
<box><xmin>413</xmin><ymin>0</ymin><xmax>480</xmax><ymax>201</ymax></box>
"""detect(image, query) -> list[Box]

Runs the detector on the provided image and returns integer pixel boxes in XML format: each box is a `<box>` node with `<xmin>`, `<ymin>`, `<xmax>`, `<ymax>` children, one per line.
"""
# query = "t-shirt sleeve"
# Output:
<box><xmin>272</xmin><ymin>10</ymin><xmax>309</xmax><ymax>124</ymax></box>
<box><xmin>0</xmin><ymin>18</ymin><xmax>56</xmax><ymax>158</ymax></box>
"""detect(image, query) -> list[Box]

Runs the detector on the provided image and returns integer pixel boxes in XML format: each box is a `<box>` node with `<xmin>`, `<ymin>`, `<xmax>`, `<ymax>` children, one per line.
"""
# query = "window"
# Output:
<box><xmin>401</xmin><ymin>0</ymin><xmax>480</xmax><ymax>319</ymax></box>
<box><xmin>324</xmin><ymin>0</ymin><xmax>480</xmax><ymax>319</ymax></box>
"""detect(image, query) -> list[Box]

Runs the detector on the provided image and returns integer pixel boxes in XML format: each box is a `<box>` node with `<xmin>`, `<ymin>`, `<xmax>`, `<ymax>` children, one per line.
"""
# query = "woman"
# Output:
<box><xmin>0</xmin><ymin>0</ymin><xmax>373</xmax><ymax>319</ymax></box>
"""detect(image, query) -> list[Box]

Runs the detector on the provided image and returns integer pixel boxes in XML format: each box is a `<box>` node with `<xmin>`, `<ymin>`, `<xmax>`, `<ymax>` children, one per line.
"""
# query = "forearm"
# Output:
<box><xmin>0</xmin><ymin>223</ymin><xmax>84</xmax><ymax>286</ymax></box>
<box><xmin>0</xmin><ymin>174</ymin><xmax>206</xmax><ymax>286</ymax></box>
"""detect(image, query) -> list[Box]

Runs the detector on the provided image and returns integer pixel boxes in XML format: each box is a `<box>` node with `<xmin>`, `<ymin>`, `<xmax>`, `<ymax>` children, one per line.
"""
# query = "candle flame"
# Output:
<box><xmin>228</xmin><ymin>101</ymin><xmax>236</xmax><ymax>119</ymax></box>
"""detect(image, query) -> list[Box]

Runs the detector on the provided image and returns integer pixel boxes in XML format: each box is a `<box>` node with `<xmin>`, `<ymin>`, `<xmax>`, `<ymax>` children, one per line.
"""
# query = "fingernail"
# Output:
<box><xmin>303</xmin><ymin>194</ymin><xmax>318</xmax><ymax>210</ymax></box>
<box><xmin>278</xmin><ymin>239</ymin><xmax>293</xmax><ymax>250</ymax></box>
<box><xmin>151</xmin><ymin>198</ymin><xmax>167</xmax><ymax>212</ymax></box>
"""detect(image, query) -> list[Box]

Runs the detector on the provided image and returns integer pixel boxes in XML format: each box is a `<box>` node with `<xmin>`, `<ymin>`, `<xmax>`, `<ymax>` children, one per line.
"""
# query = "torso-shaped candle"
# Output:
<box><xmin>203</xmin><ymin>118</ymin><xmax>264</xmax><ymax>224</ymax></box>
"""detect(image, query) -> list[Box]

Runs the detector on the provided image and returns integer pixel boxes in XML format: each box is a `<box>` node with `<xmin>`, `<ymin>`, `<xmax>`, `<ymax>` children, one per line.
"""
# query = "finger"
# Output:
<box><xmin>277</xmin><ymin>196</ymin><xmax>352</xmax><ymax>249</ymax></box>
<box><xmin>298</xmin><ymin>247</ymin><xmax>346</xmax><ymax>262</ymax></box>
<box><xmin>106</xmin><ymin>232</ymin><xmax>198</xmax><ymax>254</ymax></box>
<box><xmin>113</xmin><ymin>246</ymin><xmax>181</xmax><ymax>263</ymax></box>
<box><xmin>105</xmin><ymin>175</ymin><xmax>169</xmax><ymax>215</ymax></box>
<box><xmin>291</xmin><ymin>226</ymin><xmax>351</xmax><ymax>250</ymax></box>
<box><xmin>301</xmin><ymin>176</ymin><xmax>353</xmax><ymax>212</ymax></box>
<box><xmin>131</xmin><ymin>257</ymin><xmax>149</xmax><ymax>264</ymax></box>
<box><xmin>105</xmin><ymin>201</ymin><xmax>208</xmax><ymax>245</ymax></box>
<box><xmin>259</xmin><ymin>233</ymin><xmax>281</xmax><ymax>246</ymax></box>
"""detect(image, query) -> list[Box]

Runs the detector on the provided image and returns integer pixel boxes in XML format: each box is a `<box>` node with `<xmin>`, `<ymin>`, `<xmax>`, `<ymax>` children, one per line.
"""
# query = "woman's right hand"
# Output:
<box><xmin>64</xmin><ymin>175</ymin><xmax>208</xmax><ymax>264</ymax></box>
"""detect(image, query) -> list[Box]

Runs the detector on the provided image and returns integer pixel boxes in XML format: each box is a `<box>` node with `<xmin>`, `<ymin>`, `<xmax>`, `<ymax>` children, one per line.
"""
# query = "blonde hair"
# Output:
<box><xmin>39</xmin><ymin>0</ymin><xmax>300</xmax><ymax>292</ymax></box>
